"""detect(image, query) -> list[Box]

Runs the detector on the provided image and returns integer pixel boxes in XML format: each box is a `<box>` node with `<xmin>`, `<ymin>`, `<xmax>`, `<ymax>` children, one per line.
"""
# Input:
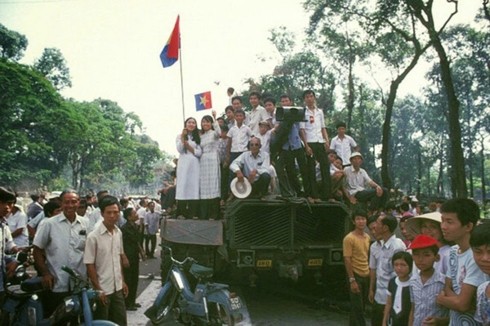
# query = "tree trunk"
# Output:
<box><xmin>417</xmin><ymin>145</ymin><xmax>422</xmax><ymax>198</ymax></box>
<box><xmin>347</xmin><ymin>59</ymin><xmax>355</xmax><ymax>131</ymax></box>
<box><xmin>468</xmin><ymin>152</ymin><xmax>474</xmax><ymax>198</ymax></box>
<box><xmin>481</xmin><ymin>142</ymin><xmax>487</xmax><ymax>202</ymax></box>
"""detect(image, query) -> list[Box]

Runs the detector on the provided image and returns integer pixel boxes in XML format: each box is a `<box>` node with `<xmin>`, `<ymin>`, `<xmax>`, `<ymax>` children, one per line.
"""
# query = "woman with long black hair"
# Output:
<box><xmin>175</xmin><ymin>117</ymin><xmax>201</xmax><ymax>219</ymax></box>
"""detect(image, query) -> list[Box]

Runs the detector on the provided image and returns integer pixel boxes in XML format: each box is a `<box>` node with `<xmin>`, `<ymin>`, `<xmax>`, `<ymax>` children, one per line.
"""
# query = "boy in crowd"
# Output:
<box><xmin>330</xmin><ymin>121</ymin><xmax>359</xmax><ymax>167</ymax></box>
<box><xmin>469</xmin><ymin>222</ymin><xmax>490</xmax><ymax>324</ymax></box>
<box><xmin>343</xmin><ymin>209</ymin><xmax>371</xmax><ymax>326</ymax></box>
<box><xmin>409</xmin><ymin>235</ymin><xmax>448</xmax><ymax>325</ymax></box>
<box><xmin>436</xmin><ymin>198</ymin><xmax>487</xmax><ymax>325</ymax></box>
<box><xmin>370</xmin><ymin>215</ymin><xmax>406</xmax><ymax>326</ymax></box>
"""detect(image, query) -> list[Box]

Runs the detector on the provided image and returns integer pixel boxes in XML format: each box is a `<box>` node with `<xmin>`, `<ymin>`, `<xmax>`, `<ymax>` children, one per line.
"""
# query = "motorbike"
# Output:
<box><xmin>144</xmin><ymin>246</ymin><xmax>249</xmax><ymax>325</ymax></box>
<box><xmin>2</xmin><ymin>265</ymin><xmax>117</xmax><ymax>325</ymax></box>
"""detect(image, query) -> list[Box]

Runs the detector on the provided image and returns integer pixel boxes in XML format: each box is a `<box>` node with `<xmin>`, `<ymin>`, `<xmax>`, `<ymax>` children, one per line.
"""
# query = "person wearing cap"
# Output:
<box><xmin>344</xmin><ymin>152</ymin><xmax>388</xmax><ymax>213</ymax></box>
<box><xmin>229</xmin><ymin>137</ymin><xmax>271</xmax><ymax>199</ymax></box>
<box><xmin>408</xmin><ymin>234</ymin><xmax>448</xmax><ymax>325</ymax></box>
<box><xmin>0</xmin><ymin>187</ymin><xmax>20</xmax><ymax>306</ymax></box>
<box><xmin>256</xmin><ymin>120</ymin><xmax>272</xmax><ymax>154</ymax></box>
<box><xmin>405</xmin><ymin>211</ymin><xmax>451</xmax><ymax>275</ymax></box>
<box><xmin>330</xmin><ymin>122</ymin><xmax>359</xmax><ymax>167</ymax></box>
<box><xmin>469</xmin><ymin>222</ymin><xmax>490</xmax><ymax>325</ymax></box>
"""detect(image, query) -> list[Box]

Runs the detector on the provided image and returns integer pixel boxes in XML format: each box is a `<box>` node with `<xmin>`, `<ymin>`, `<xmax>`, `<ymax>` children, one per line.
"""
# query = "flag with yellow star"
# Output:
<box><xmin>194</xmin><ymin>91</ymin><xmax>212</xmax><ymax>111</ymax></box>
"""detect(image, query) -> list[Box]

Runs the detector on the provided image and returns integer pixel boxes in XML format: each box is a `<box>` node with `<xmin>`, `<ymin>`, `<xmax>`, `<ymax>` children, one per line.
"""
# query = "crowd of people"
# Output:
<box><xmin>0</xmin><ymin>187</ymin><xmax>162</xmax><ymax>325</ymax></box>
<box><xmin>343</xmin><ymin>197</ymin><xmax>490</xmax><ymax>325</ymax></box>
<box><xmin>167</xmin><ymin>89</ymin><xmax>389</xmax><ymax>220</ymax></box>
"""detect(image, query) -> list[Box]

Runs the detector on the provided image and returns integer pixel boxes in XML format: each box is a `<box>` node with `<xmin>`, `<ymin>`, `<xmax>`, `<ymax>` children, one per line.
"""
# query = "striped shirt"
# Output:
<box><xmin>410</xmin><ymin>270</ymin><xmax>448</xmax><ymax>325</ymax></box>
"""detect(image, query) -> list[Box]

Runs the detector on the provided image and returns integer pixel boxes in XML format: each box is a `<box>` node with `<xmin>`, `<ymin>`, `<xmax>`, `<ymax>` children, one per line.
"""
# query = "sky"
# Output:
<box><xmin>0</xmin><ymin>0</ymin><xmax>483</xmax><ymax>157</ymax></box>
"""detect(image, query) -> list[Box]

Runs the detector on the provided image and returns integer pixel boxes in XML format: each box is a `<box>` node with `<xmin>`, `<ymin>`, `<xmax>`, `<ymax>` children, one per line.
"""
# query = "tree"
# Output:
<box><xmin>0</xmin><ymin>23</ymin><xmax>28</xmax><ymax>61</ymax></box>
<box><xmin>0</xmin><ymin>59</ymin><xmax>64</xmax><ymax>187</ymax></box>
<box><xmin>407</xmin><ymin>0</ymin><xmax>468</xmax><ymax>198</ymax></box>
<box><xmin>33</xmin><ymin>48</ymin><xmax>72</xmax><ymax>91</ymax></box>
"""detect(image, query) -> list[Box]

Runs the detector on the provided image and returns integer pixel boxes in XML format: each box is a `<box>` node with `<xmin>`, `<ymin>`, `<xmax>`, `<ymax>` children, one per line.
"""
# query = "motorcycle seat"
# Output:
<box><xmin>20</xmin><ymin>276</ymin><xmax>44</xmax><ymax>294</ymax></box>
<box><xmin>190</xmin><ymin>264</ymin><xmax>213</xmax><ymax>279</ymax></box>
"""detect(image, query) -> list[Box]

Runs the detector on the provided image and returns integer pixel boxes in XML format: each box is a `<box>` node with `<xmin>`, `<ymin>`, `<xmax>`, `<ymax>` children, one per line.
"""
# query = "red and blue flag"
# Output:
<box><xmin>194</xmin><ymin>91</ymin><xmax>212</xmax><ymax>111</ymax></box>
<box><xmin>160</xmin><ymin>16</ymin><xmax>180</xmax><ymax>68</ymax></box>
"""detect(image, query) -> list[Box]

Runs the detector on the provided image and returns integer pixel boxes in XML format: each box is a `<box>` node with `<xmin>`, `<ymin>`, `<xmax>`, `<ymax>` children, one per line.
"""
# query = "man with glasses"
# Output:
<box><xmin>230</xmin><ymin>137</ymin><xmax>271</xmax><ymax>199</ymax></box>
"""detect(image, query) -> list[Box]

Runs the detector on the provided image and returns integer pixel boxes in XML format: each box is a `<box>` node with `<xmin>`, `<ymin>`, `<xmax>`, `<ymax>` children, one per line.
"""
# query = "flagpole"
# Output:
<box><xmin>179</xmin><ymin>30</ymin><xmax>185</xmax><ymax>123</ymax></box>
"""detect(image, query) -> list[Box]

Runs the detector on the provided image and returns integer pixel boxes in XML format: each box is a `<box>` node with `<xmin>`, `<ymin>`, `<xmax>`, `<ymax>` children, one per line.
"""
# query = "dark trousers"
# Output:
<box><xmin>354</xmin><ymin>187</ymin><xmax>389</xmax><ymax>211</ymax></box>
<box><xmin>371</xmin><ymin>302</ymin><xmax>385</xmax><ymax>326</ymax></box>
<box><xmin>94</xmin><ymin>290</ymin><xmax>127</xmax><ymax>326</ymax></box>
<box><xmin>200</xmin><ymin>198</ymin><xmax>220</xmax><ymax>219</ymax></box>
<box><xmin>176</xmin><ymin>199</ymin><xmax>199</xmax><ymax>218</ymax></box>
<box><xmin>220</xmin><ymin>164</ymin><xmax>229</xmax><ymax>200</ymax></box>
<box><xmin>306</xmin><ymin>142</ymin><xmax>331</xmax><ymax>199</ymax></box>
<box><xmin>145</xmin><ymin>234</ymin><xmax>157</xmax><ymax>257</ymax></box>
<box><xmin>349</xmin><ymin>274</ymin><xmax>370</xmax><ymax>326</ymax></box>
<box><xmin>276</xmin><ymin>148</ymin><xmax>309</xmax><ymax>197</ymax></box>
<box><xmin>124</xmin><ymin>257</ymin><xmax>140</xmax><ymax>306</ymax></box>
<box><xmin>251</xmin><ymin>173</ymin><xmax>271</xmax><ymax>197</ymax></box>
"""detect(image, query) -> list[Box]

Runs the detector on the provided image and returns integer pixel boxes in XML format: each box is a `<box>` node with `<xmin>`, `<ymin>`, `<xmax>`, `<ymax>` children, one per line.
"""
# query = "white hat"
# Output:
<box><xmin>350</xmin><ymin>152</ymin><xmax>363</xmax><ymax>160</ymax></box>
<box><xmin>406</xmin><ymin>211</ymin><xmax>442</xmax><ymax>235</ymax></box>
<box><xmin>230</xmin><ymin>178</ymin><xmax>252</xmax><ymax>199</ymax></box>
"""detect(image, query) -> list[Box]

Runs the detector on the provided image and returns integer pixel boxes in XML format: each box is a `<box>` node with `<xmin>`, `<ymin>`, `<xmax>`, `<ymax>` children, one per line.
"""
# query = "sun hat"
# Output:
<box><xmin>349</xmin><ymin>152</ymin><xmax>363</xmax><ymax>161</ymax></box>
<box><xmin>405</xmin><ymin>211</ymin><xmax>442</xmax><ymax>235</ymax></box>
<box><xmin>230</xmin><ymin>178</ymin><xmax>252</xmax><ymax>199</ymax></box>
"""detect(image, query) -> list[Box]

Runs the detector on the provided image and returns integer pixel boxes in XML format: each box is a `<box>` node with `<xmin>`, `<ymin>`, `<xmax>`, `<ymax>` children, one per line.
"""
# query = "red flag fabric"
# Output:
<box><xmin>160</xmin><ymin>16</ymin><xmax>180</xmax><ymax>68</ymax></box>
<box><xmin>194</xmin><ymin>91</ymin><xmax>212</xmax><ymax>111</ymax></box>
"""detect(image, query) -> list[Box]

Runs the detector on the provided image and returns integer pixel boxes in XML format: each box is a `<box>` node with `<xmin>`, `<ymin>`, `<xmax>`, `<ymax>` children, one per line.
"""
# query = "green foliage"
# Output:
<box><xmin>0</xmin><ymin>23</ymin><xmax>28</xmax><ymax>61</ymax></box>
<box><xmin>33</xmin><ymin>48</ymin><xmax>72</xmax><ymax>91</ymax></box>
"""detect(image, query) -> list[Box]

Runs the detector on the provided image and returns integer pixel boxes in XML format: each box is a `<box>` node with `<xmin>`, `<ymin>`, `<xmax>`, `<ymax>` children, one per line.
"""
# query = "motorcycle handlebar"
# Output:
<box><xmin>161</xmin><ymin>245</ymin><xmax>196</xmax><ymax>266</ymax></box>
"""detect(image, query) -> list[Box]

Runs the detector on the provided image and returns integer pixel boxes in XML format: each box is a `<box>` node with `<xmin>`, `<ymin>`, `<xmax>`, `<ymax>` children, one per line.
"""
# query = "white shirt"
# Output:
<box><xmin>33</xmin><ymin>213</ymin><xmax>88</xmax><ymax>293</ymax></box>
<box><xmin>87</xmin><ymin>208</ymin><xmax>102</xmax><ymax>234</ymax></box>
<box><xmin>330</xmin><ymin>134</ymin><xmax>357</xmax><ymax>165</ymax></box>
<box><xmin>247</xmin><ymin>105</ymin><xmax>269</xmax><ymax>136</ymax></box>
<box><xmin>6</xmin><ymin>210</ymin><xmax>29</xmax><ymax>247</ymax></box>
<box><xmin>256</xmin><ymin>130</ymin><xmax>272</xmax><ymax>154</ymax></box>
<box><xmin>374</xmin><ymin>235</ymin><xmax>406</xmax><ymax>304</ymax></box>
<box><xmin>300</xmin><ymin>107</ymin><xmax>326</xmax><ymax>143</ymax></box>
<box><xmin>344</xmin><ymin>166</ymin><xmax>373</xmax><ymax>195</ymax></box>
<box><xmin>230</xmin><ymin>151</ymin><xmax>271</xmax><ymax>181</ymax></box>
<box><xmin>84</xmin><ymin>223</ymin><xmax>124</xmax><ymax>295</ymax></box>
<box><xmin>227</xmin><ymin>124</ymin><xmax>252</xmax><ymax>153</ymax></box>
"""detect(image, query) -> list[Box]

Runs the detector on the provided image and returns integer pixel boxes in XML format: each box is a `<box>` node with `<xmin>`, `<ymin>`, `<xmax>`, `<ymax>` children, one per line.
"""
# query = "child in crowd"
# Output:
<box><xmin>256</xmin><ymin>120</ymin><xmax>272</xmax><ymax>154</ymax></box>
<box><xmin>382</xmin><ymin>251</ymin><xmax>413</xmax><ymax>326</ymax></box>
<box><xmin>469</xmin><ymin>222</ymin><xmax>490</xmax><ymax>325</ymax></box>
<box><xmin>406</xmin><ymin>211</ymin><xmax>451</xmax><ymax>275</ymax></box>
<box><xmin>436</xmin><ymin>198</ymin><xmax>487</xmax><ymax>325</ymax></box>
<box><xmin>409</xmin><ymin>235</ymin><xmax>448</xmax><ymax>325</ymax></box>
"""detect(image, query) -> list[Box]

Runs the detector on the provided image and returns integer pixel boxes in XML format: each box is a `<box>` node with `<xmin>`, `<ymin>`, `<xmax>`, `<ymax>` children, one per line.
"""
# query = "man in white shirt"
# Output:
<box><xmin>330</xmin><ymin>122</ymin><xmax>359</xmax><ymax>167</ymax></box>
<box><xmin>84</xmin><ymin>195</ymin><xmax>128</xmax><ymax>325</ymax></box>
<box><xmin>246</xmin><ymin>92</ymin><xmax>269</xmax><ymax>136</ymax></box>
<box><xmin>344</xmin><ymin>152</ymin><xmax>388</xmax><ymax>212</ymax></box>
<box><xmin>299</xmin><ymin>89</ymin><xmax>332</xmax><ymax>203</ymax></box>
<box><xmin>6</xmin><ymin>204</ymin><xmax>29</xmax><ymax>247</ymax></box>
<box><xmin>33</xmin><ymin>189</ymin><xmax>89</xmax><ymax>319</ymax></box>
<box><xmin>230</xmin><ymin>137</ymin><xmax>271</xmax><ymax>199</ymax></box>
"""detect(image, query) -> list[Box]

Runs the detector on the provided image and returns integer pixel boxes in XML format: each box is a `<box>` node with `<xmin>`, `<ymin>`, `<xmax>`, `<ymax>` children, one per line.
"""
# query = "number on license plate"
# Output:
<box><xmin>307</xmin><ymin>258</ymin><xmax>323</xmax><ymax>266</ymax></box>
<box><xmin>229</xmin><ymin>297</ymin><xmax>242</xmax><ymax>310</ymax></box>
<box><xmin>256</xmin><ymin>259</ymin><xmax>272</xmax><ymax>268</ymax></box>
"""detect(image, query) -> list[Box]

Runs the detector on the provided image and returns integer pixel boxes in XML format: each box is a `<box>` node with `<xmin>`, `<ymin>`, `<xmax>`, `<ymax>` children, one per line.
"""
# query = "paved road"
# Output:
<box><xmin>128</xmin><ymin>246</ymin><xmax>353</xmax><ymax>326</ymax></box>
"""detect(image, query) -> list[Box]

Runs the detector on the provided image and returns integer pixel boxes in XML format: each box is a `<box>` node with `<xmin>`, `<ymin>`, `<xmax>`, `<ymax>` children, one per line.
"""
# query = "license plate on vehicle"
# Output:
<box><xmin>229</xmin><ymin>297</ymin><xmax>242</xmax><ymax>310</ymax></box>
<box><xmin>307</xmin><ymin>258</ymin><xmax>323</xmax><ymax>267</ymax></box>
<box><xmin>256</xmin><ymin>259</ymin><xmax>272</xmax><ymax>268</ymax></box>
